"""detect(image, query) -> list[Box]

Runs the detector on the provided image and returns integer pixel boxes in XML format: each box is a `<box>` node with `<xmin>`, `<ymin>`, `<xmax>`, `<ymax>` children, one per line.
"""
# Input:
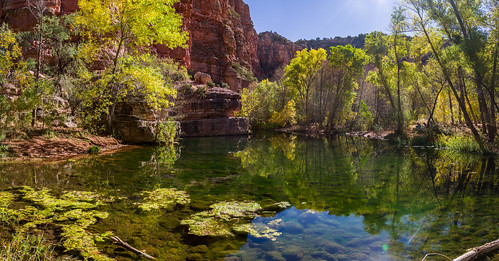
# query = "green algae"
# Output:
<box><xmin>136</xmin><ymin>188</ymin><xmax>190</xmax><ymax>211</ymax></box>
<box><xmin>210</xmin><ymin>201</ymin><xmax>261</xmax><ymax>221</ymax></box>
<box><xmin>19</xmin><ymin>186</ymin><xmax>104</xmax><ymax>211</ymax></box>
<box><xmin>0</xmin><ymin>191</ymin><xmax>14</xmax><ymax>207</ymax></box>
<box><xmin>233</xmin><ymin>222</ymin><xmax>282</xmax><ymax>241</ymax></box>
<box><xmin>181</xmin><ymin>216</ymin><xmax>234</xmax><ymax>237</ymax></box>
<box><xmin>181</xmin><ymin>201</ymin><xmax>263</xmax><ymax>237</ymax></box>
<box><xmin>60</xmin><ymin>225</ymin><xmax>113</xmax><ymax>261</ymax></box>
<box><xmin>0</xmin><ymin>187</ymin><xmax>113</xmax><ymax>260</ymax></box>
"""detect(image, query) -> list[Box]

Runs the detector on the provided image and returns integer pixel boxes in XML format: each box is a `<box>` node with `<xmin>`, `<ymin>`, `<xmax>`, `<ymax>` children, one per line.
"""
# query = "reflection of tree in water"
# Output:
<box><xmin>234</xmin><ymin>135</ymin><xmax>499</xmax><ymax>259</ymax></box>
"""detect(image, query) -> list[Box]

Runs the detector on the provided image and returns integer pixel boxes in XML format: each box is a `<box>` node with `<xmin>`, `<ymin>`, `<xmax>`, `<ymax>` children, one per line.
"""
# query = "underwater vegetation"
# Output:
<box><xmin>0</xmin><ymin>187</ymin><xmax>113</xmax><ymax>260</ymax></box>
<box><xmin>181</xmin><ymin>200</ymin><xmax>289</xmax><ymax>240</ymax></box>
<box><xmin>135</xmin><ymin>188</ymin><xmax>190</xmax><ymax>212</ymax></box>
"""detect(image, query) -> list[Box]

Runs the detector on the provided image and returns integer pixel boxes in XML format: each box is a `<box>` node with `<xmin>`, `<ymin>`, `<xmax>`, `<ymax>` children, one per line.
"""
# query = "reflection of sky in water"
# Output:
<box><xmin>228</xmin><ymin>207</ymin><xmax>395</xmax><ymax>261</ymax></box>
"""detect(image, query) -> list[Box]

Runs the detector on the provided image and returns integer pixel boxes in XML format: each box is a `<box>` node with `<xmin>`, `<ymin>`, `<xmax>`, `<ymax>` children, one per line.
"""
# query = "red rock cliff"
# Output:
<box><xmin>257</xmin><ymin>31</ymin><xmax>301</xmax><ymax>80</ymax></box>
<box><xmin>1</xmin><ymin>0</ymin><xmax>259</xmax><ymax>91</ymax></box>
<box><xmin>186</xmin><ymin>0</ymin><xmax>259</xmax><ymax>91</ymax></box>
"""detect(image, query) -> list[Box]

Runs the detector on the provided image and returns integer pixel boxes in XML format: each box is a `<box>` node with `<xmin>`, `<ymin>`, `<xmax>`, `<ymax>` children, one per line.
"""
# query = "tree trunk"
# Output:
<box><xmin>411</xmin><ymin>2</ymin><xmax>484</xmax><ymax>148</ymax></box>
<box><xmin>487</xmin><ymin>43</ymin><xmax>498</xmax><ymax>142</ymax></box>
<box><xmin>449</xmin><ymin>90</ymin><xmax>454</xmax><ymax>125</ymax></box>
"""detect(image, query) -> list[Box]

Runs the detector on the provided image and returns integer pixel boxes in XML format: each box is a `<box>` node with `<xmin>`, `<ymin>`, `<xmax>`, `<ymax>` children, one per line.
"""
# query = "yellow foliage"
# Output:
<box><xmin>270</xmin><ymin>99</ymin><xmax>297</xmax><ymax>127</ymax></box>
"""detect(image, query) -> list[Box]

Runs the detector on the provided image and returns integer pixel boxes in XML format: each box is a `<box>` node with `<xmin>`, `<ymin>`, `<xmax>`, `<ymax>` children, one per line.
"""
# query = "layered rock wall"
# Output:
<box><xmin>187</xmin><ymin>0</ymin><xmax>258</xmax><ymax>91</ymax></box>
<box><xmin>257</xmin><ymin>31</ymin><xmax>301</xmax><ymax>80</ymax></box>
<box><xmin>0</xmin><ymin>0</ymin><xmax>77</xmax><ymax>30</ymax></box>
<box><xmin>1</xmin><ymin>0</ymin><xmax>259</xmax><ymax>91</ymax></box>
<box><xmin>178</xmin><ymin>86</ymin><xmax>249</xmax><ymax>137</ymax></box>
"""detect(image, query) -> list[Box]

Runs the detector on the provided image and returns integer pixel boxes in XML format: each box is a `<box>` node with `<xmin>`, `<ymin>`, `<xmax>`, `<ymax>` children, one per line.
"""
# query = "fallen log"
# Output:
<box><xmin>453</xmin><ymin>239</ymin><xmax>499</xmax><ymax>261</ymax></box>
<box><xmin>111</xmin><ymin>236</ymin><xmax>156</xmax><ymax>260</ymax></box>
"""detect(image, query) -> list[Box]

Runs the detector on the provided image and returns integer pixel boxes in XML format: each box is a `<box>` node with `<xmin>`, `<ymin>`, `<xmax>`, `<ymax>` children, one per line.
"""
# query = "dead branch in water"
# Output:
<box><xmin>111</xmin><ymin>236</ymin><xmax>156</xmax><ymax>260</ymax></box>
<box><xmin>453</xmin><ymin>239</ymin><xmax>499</xmax><ymax>261</ymax></box>
<box><xmin>421</xmin><ymin>239</ymin><xmax>499</xmax><ymax>261</ymax></box>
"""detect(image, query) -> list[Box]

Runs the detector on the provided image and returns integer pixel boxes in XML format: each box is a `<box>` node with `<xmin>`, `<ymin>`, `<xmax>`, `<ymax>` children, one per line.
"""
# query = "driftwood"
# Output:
<box><xmin>111</xmin><ymin>236</ymin><xmax>156</xmax><ymax>260</ymax></box>
<box><xmin>453</xmin><ymin>239</ymin><xmax>499</xmax><ymax>261</ymax></box>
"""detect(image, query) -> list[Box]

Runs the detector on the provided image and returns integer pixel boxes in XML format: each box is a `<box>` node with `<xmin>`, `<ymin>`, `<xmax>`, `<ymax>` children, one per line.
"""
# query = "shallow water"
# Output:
<box><xmin>1</xmin><ymin>135</ymin><xmax>498</xmax><ymax>260</ymax></box>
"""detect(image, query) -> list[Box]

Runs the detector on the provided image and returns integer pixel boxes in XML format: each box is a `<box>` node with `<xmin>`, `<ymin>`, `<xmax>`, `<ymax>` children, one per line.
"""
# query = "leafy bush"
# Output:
<box><xmin>155</xmin><ymin>120</ymin><xmax>178</xmax><ymax>145</ymax></box>
<box><xmin>194</xmin><ymin>85</ymin><xmax>207</xmax><ymax>99</ymax></box>
<box><xmin>238</xmin><ymin>80</ymin><xmax>287</xmax><ymax>130</ymax></box>
<box><xmin>437</xmin><ymin>134</ymin><xmax>484</xmax><ymax>154</ymax></box>
<box><xmin>270</xmin><ymin>99</ymin><xmax>297</xmax><ymax>127</ymax></box>
<box><xmin>232</xmin><ymin>62</ymin><xmax>257</xmax><ymax>83</ymax></box>
<box><xmin>88</xmin><ymin>145</ymin><xmax>101</xmax><ymax>154</ymax></box>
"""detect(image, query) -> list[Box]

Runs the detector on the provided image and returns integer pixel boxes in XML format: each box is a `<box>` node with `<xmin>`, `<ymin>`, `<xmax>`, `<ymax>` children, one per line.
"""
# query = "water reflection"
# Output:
<box><xmin>228</xmin><ymin>208</ymin><xmax>392</xmax><ymax>261</ymax></box>
<box><xmin>0</xmin><ymin>135</ymin><xmax>497</xmax><ymax>260</ymax></box>
<box><xmin>231</xmin><ymin>134</ymin><xmax>499</xmax><ymax>260</ymax></box>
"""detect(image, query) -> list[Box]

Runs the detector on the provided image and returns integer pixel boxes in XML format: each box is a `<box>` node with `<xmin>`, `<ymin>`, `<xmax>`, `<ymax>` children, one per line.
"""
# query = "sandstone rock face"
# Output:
<box><xmin>113</xmin><ymin>86</ymin><xmax>248</xmax><ymax>142</ymax></box>
<box><xmin>181</xmin><ymin>87</ymin><xmax>241</xmax><ymax>120</ymax></box>
<box><xmin>1</xmin><ymin>0</ymin><xmax>259</xmax><ymax>91</ymax></box>
<box><xmin>178</xmin><ymin>87</ymin><xmax>249</xmax><ymax>137</ymax></box>
<box><xmin>0</xmin><ymin>0</ymin><xmax>77</xmax><ymax>30</ymax></box>
<box><xmin>188</xmin><ymin>0</ymin><xmax>259</xmax><ymax>91</ymax></box>
<box><xmin>113</xmin><ymin>96</ymin><xmax>170</xmax><ymax>144</ymax></box>
<box><xmin>257</xmin><ymin>31</ymin><xmax>301</xmax><ymax>80</ymax></box>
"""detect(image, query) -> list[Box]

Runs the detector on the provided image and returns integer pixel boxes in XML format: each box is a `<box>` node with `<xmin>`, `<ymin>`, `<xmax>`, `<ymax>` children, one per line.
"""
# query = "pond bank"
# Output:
<box><xmin>1</xmin><ymin>128</ymin><xmax>126</xmax><ymax>162</ymax></box>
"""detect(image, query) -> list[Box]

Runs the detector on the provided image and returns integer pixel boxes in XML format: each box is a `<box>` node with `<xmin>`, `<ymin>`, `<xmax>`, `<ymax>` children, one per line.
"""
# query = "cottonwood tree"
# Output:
<box><xmin>283</xmin><ymin>48</ymin><xmax>327</xmax><ymax>123</ymax></box>
<box><xmin>326</xmin><ymin>45</ymin><xmax>368</xmax><ymax>129</ymax></box>
<box><xmin>74</xmin><ymin>0</ymin><xmax>189</xmax><ymax>132</ymax></box>
<box><xmin>404</xmin><ymin>0</ymin><xmax>484</xmax><ymax>148</ymax></box>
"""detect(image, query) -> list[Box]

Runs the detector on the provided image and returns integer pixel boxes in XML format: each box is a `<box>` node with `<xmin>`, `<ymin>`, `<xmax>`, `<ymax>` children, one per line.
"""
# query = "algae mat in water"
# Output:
<box><xmin>0</xmin><ymin>135</ymin><xmax>498</xmax><ymax>260</ymax></box>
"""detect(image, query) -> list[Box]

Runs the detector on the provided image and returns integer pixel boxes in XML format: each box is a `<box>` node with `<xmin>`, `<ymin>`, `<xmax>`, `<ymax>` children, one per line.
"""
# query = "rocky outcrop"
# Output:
<box><xmin>0</xmin><ymin>0</ymin><xmax>78</xmax><ymax>30</ymax></box>
<box><xmin>178</xmin><ymin>86</ymin><xmax>249</xmax><ymax>137</ymax></box>
<box><xmin>257</xmin><ymin>31</ymin><xmax>301</xmax><ymax>80</ymax></box>
<box><xmin>112</xmin><ymin>86</ymin><xmax>249</xmax><ymax>142</ymax></box>
<box><xmin>187</xmin><ymin>0</ymin><xmax>258</xmax><ymax>92</ymax></box>
<box><xmin>154</xmin><ymin>0</ymin><xmax>260</xmax><ymax>92</ymax></box>
<box><xmin>112</xmin><ymin>95</ymin><xmax>170</xmax><ymax>144</ymax></box>
<box><xmin>1</xmin><ymin>0</ymin><xmax>259</xmax><ymax>92</ymax></box>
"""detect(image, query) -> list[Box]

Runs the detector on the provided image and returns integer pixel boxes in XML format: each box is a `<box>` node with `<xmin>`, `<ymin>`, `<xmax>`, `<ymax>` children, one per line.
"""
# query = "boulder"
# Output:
<box><xmin>194</xmin><ymin>72</ymin><xmax>212</xmax><ymax>84</ymax></box>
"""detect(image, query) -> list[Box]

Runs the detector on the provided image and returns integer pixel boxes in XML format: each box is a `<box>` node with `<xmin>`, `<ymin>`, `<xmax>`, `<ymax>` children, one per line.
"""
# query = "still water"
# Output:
<box><xmin>1</xmin><ymin>135</ymin><xmax>498</xmax><ymax>260</ymax></box>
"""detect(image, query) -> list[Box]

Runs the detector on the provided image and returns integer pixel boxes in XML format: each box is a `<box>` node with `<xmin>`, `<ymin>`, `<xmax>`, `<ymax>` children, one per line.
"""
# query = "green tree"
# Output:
<box><xmin>327</xmin><ymin>45</ymin><xmax>368</xmax><ymax>129</ymax></box>
<box><xmin>284</xmin><ymin>48</ymin><xmax>327</xmax><ymax>122</ymax></box>
<box><xmin>365</xmin><ymin>16</ymin><xmax>411</xmax><ymax>135</ymax></box>
<box><xmin>238</xmin><ymin>80</ymin><xmax>283</xmax><ymax>129</ymax></box>
<box><xmin>404</xmin><ymin>0</ymin><xmax>486</xmax><ymax>149</ymax></box>
<box><xmin>74</xmin><ymin>0</ymin><xmax>188</xmax><ymax>133</ymax></box>
<box><xmin>0</xmin><ymin>23</ymin><xmax>35</xmax><ymax>135</ymax></box>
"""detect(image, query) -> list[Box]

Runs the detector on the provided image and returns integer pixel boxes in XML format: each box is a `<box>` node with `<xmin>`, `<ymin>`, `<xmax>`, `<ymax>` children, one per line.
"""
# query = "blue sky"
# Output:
<box><xmin>245</xmin><ymin>0</ymin><xmax>399</xmax><ymax>41</ymax></box>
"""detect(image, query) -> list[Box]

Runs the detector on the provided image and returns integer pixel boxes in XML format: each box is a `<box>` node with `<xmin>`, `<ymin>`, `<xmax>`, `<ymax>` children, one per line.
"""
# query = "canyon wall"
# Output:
<box><xmin>257</xmin><ymin>31</ymin><xmax>301</xmax><ymax>81</ymax></box>
<box><xmin>0</xmin><ymin>0</ymin><xmax>259</xmax><ymax>91</ymax></box>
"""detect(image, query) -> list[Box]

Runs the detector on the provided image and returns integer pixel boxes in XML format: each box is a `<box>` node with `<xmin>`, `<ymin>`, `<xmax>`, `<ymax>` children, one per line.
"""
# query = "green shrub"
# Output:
<box><xmin>207</xmin><ymin>81</ymin><xmax>215</xmax><ymax>87</ymax></box>
<box><xmin>437</xmin><ymin>134</ymin><xmax>484</xmax><ymax>154</ymax></box>
<box><xmin>155</xmin><ymin>120</ymin><xmax>178</xmax><ymax>145</ymax></box>
<box><xmin>232</xmin><ymin>62</ymin><xmax>257</xmax><ymax>83</ymax></box>
<box><xmin>194</xmin><ymin>85</ymin><xmax>207</xmax><ymax>99</ymax></box>
<box><xmin>88</xmin><ymin>145</ymin><xmax>101</xmax><ymax>154</ymax></box>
